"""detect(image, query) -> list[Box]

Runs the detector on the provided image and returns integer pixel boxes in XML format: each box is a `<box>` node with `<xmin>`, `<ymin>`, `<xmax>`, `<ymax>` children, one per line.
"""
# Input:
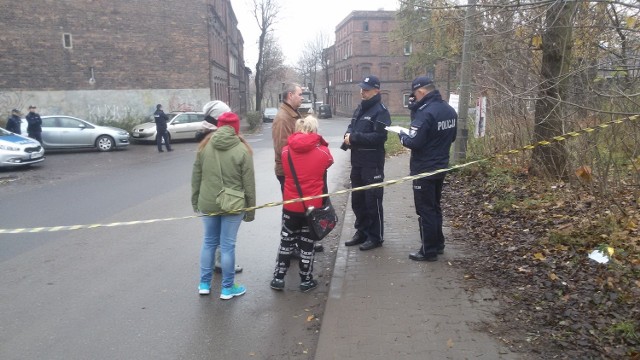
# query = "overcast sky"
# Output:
<box><xmin>232</xmin><ymin>0</ymin><xmax>399</xmax><ymax>69</ymax></box>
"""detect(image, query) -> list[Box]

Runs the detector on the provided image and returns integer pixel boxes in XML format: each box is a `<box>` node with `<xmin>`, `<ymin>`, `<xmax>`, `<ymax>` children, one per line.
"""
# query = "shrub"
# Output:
<box><xmin>245</xmin><ymin>111</ymin><xmax>262</xmax><ymax>131</ymax></box>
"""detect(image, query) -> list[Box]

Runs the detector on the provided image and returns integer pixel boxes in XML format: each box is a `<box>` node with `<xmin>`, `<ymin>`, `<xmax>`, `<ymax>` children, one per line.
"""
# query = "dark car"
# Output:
<box><xmin>318</xmin><ymin>104</ymin><xmax>332</xmax><ymax>119</ymax></box>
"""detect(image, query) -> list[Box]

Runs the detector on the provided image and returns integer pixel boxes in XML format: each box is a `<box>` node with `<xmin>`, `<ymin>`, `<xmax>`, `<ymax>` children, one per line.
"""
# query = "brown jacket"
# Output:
<box><xmin>271</xmin><ymin>102</ymin><xmax>301</xmax><ymax>176</ymax></box>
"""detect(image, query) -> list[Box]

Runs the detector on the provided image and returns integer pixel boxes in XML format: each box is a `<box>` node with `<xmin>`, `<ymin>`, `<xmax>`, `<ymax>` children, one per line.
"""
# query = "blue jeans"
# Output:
<box><xmin>200</xmin><ymin>213</ymin><xmax>243</xmax><ymax>288</ymax></box>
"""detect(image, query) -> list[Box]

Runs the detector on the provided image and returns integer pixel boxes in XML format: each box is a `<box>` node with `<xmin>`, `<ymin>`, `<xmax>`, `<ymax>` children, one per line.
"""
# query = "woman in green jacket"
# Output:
<box><xmin>191</xmin><ymin>112</ymin><xmax>256</xmax><ymax>300</ymax></box>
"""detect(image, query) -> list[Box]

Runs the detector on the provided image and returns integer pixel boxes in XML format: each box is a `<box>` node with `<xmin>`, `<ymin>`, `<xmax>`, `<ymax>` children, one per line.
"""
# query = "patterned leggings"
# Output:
<box><xmin>273</xmin><ymin>210</ymin><xmax>316</xmax><ymax>282</ymax></box>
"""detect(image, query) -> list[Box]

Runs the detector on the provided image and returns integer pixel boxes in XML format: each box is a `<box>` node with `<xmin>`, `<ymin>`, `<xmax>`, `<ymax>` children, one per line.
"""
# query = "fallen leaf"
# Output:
<box><xmin>575</xmin><ymin>166</ymin><xmax>593</xmax><ymax>182</ymax></box>
<box><xmin>549</xmin><ymin>273</ymin><xmax>559</xmax><ymax>281</ymax></box>
<box><xmin>447</xmin><ymin>338</ymin><xmax>454</xmax><ymax>348</ymax></box>
<box><xmin>306</xmin><ymin>315</ymin><xmax>315</xmax><ymax>322</ymax></box>
<box><xmin>533</xmin><ymin>252</ymin><xmax>546</xmax><ymax>261</ymax></box>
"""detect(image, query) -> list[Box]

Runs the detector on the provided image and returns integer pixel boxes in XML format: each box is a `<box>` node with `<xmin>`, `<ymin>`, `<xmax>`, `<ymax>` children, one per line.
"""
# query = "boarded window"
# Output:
<box><xmin>63</xmin><ymin>33</ymin><xmax>72</xmax><ymax>48</ymax></box>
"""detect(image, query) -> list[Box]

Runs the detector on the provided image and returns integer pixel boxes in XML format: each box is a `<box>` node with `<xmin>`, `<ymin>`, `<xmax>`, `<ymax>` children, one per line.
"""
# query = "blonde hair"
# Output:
<box><xmin>295</xmin><ymin>116</ymin><xmax>319</xmax><ymax>134</ymax></box>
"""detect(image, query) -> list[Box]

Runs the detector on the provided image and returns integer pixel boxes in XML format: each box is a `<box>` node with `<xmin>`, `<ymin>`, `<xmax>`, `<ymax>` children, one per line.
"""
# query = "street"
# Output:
<box><xmin>0</xmin><ymin>117</ymin><xmax>351</xmax><ymax>359</ymax></box>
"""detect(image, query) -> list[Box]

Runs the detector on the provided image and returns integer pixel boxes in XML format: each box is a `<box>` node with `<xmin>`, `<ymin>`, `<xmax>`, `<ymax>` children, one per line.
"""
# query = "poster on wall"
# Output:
<box><xmin>448</xmin><ymin>93</ymin><xmax>459</xmax><ymax>114</ymax></box>
<box><xmin>475</xmin><ymin>96</ymin><xmax>487</xmax><ymax>138</ymax></box>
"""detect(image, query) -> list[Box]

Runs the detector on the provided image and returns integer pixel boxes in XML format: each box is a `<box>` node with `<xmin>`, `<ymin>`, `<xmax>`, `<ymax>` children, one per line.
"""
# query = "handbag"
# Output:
<box><xmin>288</xmin><ymin>152</ymin><xmax>337</xmax><ymax>240</ymax></box>
<box><xmin>216</xmin><ymin>187</ymin><xmax>245</xmax><ymax>213</ymax></box>
<box><xmin>214</xmin><ymin>151</ymin><xmax>245</xmax><ymax>213</ymax></box>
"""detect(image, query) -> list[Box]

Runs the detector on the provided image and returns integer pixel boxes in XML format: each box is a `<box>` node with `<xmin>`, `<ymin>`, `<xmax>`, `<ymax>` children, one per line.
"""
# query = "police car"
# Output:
<box><xmin>0</xmin><ymin>127</ymin><xmax>45</xmax><ymax>168</ymax></box>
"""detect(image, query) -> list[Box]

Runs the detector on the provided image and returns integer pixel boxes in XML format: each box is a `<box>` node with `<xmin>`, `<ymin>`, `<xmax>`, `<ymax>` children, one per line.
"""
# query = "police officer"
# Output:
<box><xmin>342</xmin><ymin>75</ymin><xmax>391</xmax><ymax>251</ymax></box>
<box><xmin>26</xmin><ymin>105</ymin><xmax>42</xmax><ymax>143</ymax></box>
<box><xmin>5</xmin><ymin>109</ymin><xmax>22</xmax><ymax>134</ymax></box>
<box><xmin>398</xmin><ymin>76</ymin><xmax>457</xmax><ymax>262</ymax></box>
<box><xmin>154</xmin><ymin>104</ymin><xmax>172</xmax><ymax>152</ymax></box>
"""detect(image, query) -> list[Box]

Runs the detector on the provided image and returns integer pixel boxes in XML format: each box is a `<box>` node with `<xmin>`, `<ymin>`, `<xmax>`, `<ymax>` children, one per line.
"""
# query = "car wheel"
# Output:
<box><xmin>96</xmin><ymin>135</ymin><xmax>115</xmax><ymax>151</ymax></box>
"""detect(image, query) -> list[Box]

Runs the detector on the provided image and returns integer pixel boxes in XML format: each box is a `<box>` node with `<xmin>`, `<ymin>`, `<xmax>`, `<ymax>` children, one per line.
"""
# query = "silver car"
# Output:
<box><xmin>0</xmin><ymin>127</ymin><xmax>45</xmax><ymax>168</ymax></box>
<box><xmin>21</xmin><ymin>116</ymin><xmax>130</xmax><ymax>152</ymax></box>
<box><xmin>131</xmin><ymin>112</ymin><xmax>206</xmax><ymax>142</ymax></box>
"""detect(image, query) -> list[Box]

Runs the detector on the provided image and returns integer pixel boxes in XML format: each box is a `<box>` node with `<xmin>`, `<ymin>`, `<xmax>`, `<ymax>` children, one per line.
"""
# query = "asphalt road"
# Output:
<box><xmin>0</xmin><ymin>117</ymin><xmax>352</xmax><ymax>359</ymax></box>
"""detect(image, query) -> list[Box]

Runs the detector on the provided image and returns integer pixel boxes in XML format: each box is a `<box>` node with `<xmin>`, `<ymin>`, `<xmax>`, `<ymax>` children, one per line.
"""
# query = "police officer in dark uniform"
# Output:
<box><xmin>5</xmin><ymin>109</ymin><xmax>22</xmax><ymax>134</ymax></box>
<box><xmin>26</xmin><ymin>105</ymin><xmax>42</xmax><ymax>143</ymax></box>
<box><xmin>342</xmin><ymin>75</ymin><xmax>391</xmax><ymax>251</ymax></box>
<box><xmin>154</xmin><ymin>104</ymin><xmax>172</xmax><ymax>152</ymax></box>
<box><xmin>399</xmin><ymin>76</ymin><xmax>457</xmax><ymax>262</ymax></box>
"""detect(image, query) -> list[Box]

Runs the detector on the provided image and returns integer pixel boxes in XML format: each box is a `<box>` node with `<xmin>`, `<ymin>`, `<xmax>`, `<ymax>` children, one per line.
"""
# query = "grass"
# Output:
<box><xmin>385</xmin><ymin>116</ymin><xmax>410</xmax><ymax>157</ymax></box>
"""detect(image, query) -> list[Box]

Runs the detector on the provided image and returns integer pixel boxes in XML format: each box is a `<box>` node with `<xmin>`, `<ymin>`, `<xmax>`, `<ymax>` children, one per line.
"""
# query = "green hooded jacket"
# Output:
<box><xmin>191</xmin><ymin>126</ymin><xmax>256</xmax><ymax>221</ymax></box>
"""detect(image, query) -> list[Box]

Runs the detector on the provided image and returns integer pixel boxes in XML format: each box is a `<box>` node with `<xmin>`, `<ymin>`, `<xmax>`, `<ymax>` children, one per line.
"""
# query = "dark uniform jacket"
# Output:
<box><xmin>26</xmin><ymin>112</ymin><xmax>42</xmax><ymax>135</ymax></box>
<box><xmin>154</xmin><ymin>109</ymin><xmax>169</xmax><ymax>131</ymax></box>
<box><xmin>346</xmin><ymin>93</ymin><xmax>391</xmax><ymax>168</ymax></box>
<box><xmin>6</xmin><ymin>114</ymin><xmax>21</xmax><ymax>134</ymax></box>
<box><xmin>399</xmin><ymin>89</ymin><xmax>457</xmax><ymax>176</ymax></box>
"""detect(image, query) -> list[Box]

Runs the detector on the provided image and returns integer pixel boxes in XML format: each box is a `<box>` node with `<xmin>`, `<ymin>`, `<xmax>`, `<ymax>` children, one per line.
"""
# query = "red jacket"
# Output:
<box><xmin>282</xmin><ymin>132</ymin><xmax>334</xmax><ymax>213</ymax></box>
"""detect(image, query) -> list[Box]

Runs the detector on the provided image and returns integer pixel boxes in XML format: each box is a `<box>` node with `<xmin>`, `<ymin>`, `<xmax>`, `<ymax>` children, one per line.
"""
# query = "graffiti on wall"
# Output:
<box><xmin>86</xmin><ymin>104</ymin><xmax>137</xmax><ymax>122</ymax></box>
<box><xmin>0</xmin><ymin>92</ymin><xmax>30</xmax><ymax>117</ymax></box>
<box><xmin>168</xmin><ymin>95</ymin><xmax>203</xmax><ymax>113</ymax></box>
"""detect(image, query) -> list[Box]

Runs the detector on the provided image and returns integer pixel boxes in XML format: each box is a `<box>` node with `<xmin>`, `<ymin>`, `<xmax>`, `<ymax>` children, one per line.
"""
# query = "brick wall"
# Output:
<box><xmin>329</xmin><ymin>11</ymin><xmax>412</xmax><ymax>117</ymax></box>
<box><xmin>0</xmin><ymin>0</ymin><xmax>210</xmax><ymax>91</ymax></box>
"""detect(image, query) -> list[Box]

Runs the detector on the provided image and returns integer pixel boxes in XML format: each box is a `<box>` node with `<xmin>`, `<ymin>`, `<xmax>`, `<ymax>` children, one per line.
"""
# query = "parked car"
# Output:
<box><xmin>318</xmin><ymin>104</ymin><xmax>332</xmax><ymax>119</ymax></box>
<box><xmin>0</xmin><ymin>127</ymin><xmax>45</xmax><ymax>168</ymax></box>
<box><xmin>131</xmin><ymin>112</ymin><xmax>205</xmax><ymax>142</ymax></box>
<box><xmin>262</xmin><ymin>107</ymin><xmax>277</xmax><ymax>123</ymax></box>
<box><xmin>21</xmin><ymin>116</ymin><xmax>129</xmax><ymax>152</ymax></box>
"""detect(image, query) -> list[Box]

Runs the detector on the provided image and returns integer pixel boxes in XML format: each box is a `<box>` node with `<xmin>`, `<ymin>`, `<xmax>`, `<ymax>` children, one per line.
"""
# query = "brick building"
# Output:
<box><xmin>325</xmin><ymin>11</ymin><xmax>412</xmax><ymax>117</ymax></box>
<box><xmin>0</xmin><ymin>0</ymin><xmax>249</xmax><ymax>122</ymax></box>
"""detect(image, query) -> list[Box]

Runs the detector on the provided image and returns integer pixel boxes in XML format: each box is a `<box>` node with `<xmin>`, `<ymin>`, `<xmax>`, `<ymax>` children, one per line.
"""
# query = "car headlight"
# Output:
<box><xmin>117</xmin><ymin>131</ymin><xmax>129</xmax><ymax>136</ymax></box>
<box><xmin>0</xmin><ymin>144</ymin><xmax>20</xmax><ymax>151</ymax></box>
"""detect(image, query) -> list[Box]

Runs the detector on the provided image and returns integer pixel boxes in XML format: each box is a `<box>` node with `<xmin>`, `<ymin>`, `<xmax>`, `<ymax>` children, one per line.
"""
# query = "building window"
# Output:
<box><xmin>403</xmin><ymin>94</ymin><xmax>411</xmax><ymax>107</ymax></box>
<box><xmin>404</xmin><ymin>41</ymin><xmax>412</xmax><ymax>55</ymax></box>
<box><xmin>380</xmin><ymin>66</ymin><xmax>390</xmax><ymax>79</ymax></box>
<box><xmin>362</xmin><ymin>40</ymin><xmax>370</xmax><ymax>55</ymax></box>
<box><xmin>363</xmin><ymin>21</ymin><xmax>369</xmax><ymax>32</ymax></box>
<box><xmin>63</xmin><ymin>33</ymin><xmax>72</xmax><ymax>49</ymax></box>
<box><xmin>361</xmin><ymin>66</ymin><xmax>370</xmax><ymax>78</ymax></box>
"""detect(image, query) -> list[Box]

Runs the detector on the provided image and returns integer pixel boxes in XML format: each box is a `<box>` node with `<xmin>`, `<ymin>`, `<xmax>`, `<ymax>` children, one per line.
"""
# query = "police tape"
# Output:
<box><xmin>1</xmin><ymin>114</ymin><xmax>637</xmax><ymax>235</ymax></box>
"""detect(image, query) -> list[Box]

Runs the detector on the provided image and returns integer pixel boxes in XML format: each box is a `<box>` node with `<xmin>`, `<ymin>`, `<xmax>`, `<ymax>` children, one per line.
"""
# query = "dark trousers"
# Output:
<box><xmin>276</xmin><ymin>174</ymin><xmax>285</xmax><ymax>194</ymax></box>
<box><xmin>273</xmin><ymin>211</ymin><xmax>315</xmax><ymax>282</ymax></box>
<box><xmin>413</xmin><ymin>177</ymin><xmax>445</xmax><ymax>256</ymax></box>
<box><xmin>156</xmin><ymin>129</ymin><xmax>171</xmax><ymax>151</ymax></box>
<box><xmin>350</xmin><ymin>166</ymin><xmax>384</xmax><ymax>243</ymax></box>
<box><xmin>28</xmin><ymin>132</ymin><xmax>42</xmax><ymax>144</ymax></box>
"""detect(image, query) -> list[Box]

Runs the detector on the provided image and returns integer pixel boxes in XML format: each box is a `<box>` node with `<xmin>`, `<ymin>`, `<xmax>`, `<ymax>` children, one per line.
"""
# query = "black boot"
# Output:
<box><xmin>345</xmin><ymin>233</ymin><xmax>366</xmax><ymax>246</ymax></box>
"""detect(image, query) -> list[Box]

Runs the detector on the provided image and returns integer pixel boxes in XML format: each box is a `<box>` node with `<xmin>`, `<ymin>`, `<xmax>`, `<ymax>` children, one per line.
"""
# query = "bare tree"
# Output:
<box><xmin>396</xmin><ymin>0</ymin><xmax>640</xmax><ymax>180</ymax></box>
<box><xmin>296</xmin><ymin>33</ymin><xmax>331</xmax><ymax>108</ymax></box>
<box><xmin>252</xmin><ymin>0</ymin><xmax>279</xmax><ymax>112</ymax></box>
<box><xmin>260</xmin><ymin>32</ymin><xmax>286</xmax><ymax>106</ymax></box>
<box><xmin>530</xmin><ymin>0</ymin><xmax>577</xmax><ymax>178</ymax></box>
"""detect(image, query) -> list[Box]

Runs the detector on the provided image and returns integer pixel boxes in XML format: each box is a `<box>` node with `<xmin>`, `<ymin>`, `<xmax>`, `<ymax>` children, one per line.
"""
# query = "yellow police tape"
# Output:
<box><xmin>1</xmin><ymin>114</ymin><xmax>637</xmax><ymax>234</ymax></box>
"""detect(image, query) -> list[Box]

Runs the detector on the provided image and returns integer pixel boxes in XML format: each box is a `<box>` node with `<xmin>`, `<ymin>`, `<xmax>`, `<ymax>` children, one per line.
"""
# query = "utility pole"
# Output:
<box><xmin>453</xmin><ymin>0</ymin><xmax>476</xmax><ymax>163</ymax></box>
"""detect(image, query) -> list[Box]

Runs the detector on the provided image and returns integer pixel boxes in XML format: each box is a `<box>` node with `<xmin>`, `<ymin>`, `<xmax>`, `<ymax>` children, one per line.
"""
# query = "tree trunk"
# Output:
<box><xmin>531</xmin><ymin>0</ymin><xmax>577</xmax><ymax>179</ymax></box>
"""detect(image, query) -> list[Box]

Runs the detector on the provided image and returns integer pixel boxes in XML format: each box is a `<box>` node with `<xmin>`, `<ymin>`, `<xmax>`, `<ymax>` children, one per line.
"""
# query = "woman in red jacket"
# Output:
<box><xmin>270</xmin><ymin>116</ymin><xmax>334</xmax><ymax>292</ymax></box>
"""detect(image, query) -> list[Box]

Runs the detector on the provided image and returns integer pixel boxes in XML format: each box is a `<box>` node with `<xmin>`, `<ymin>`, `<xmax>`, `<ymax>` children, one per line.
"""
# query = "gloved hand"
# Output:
<box><xmin>398</xmin><ymin>131</ymin><xmax>408</xmax><ymax>146</ymax></box>
<box><xmin>243</xmin><ymin>210</ymin><xmax>255</xmax><ymax>222</ymax></box>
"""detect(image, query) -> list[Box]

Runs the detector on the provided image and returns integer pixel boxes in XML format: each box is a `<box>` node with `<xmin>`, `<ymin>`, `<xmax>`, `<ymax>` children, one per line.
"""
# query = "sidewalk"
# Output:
<box><xmin>315</xmin><ymin>152</ymin><xmax>519</xmax><ymax>360</ymax></box>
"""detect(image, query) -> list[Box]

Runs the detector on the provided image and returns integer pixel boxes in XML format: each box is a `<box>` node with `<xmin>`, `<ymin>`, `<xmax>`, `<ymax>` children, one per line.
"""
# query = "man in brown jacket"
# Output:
<box><xmin>272</xmin><ymin>83</ymin><xmax>303</xmax><ymax>191</ymax></box>
<box><xmin>271</xmin><ymin>83</ymin><xmax>324</xmax><ymax>253</ymax></box>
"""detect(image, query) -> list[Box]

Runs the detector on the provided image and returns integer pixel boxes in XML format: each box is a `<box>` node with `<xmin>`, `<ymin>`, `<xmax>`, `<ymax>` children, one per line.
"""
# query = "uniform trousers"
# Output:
<box><xmin>350</xmin><ymin>166</ymin><xmax>384</xmax><ymax>243</ymax></box>
<box><xmin>413</xmin><ymin>176</ymin><xmax>445</xmax><ymax>256</ymax></box>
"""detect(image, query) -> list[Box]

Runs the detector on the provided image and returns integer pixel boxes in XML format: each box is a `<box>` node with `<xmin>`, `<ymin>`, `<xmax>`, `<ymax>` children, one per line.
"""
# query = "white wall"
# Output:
<box><xmin>0</xmin><ymin>89</ymin><xmax>210</xmax><ymax>123</ymax></box>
